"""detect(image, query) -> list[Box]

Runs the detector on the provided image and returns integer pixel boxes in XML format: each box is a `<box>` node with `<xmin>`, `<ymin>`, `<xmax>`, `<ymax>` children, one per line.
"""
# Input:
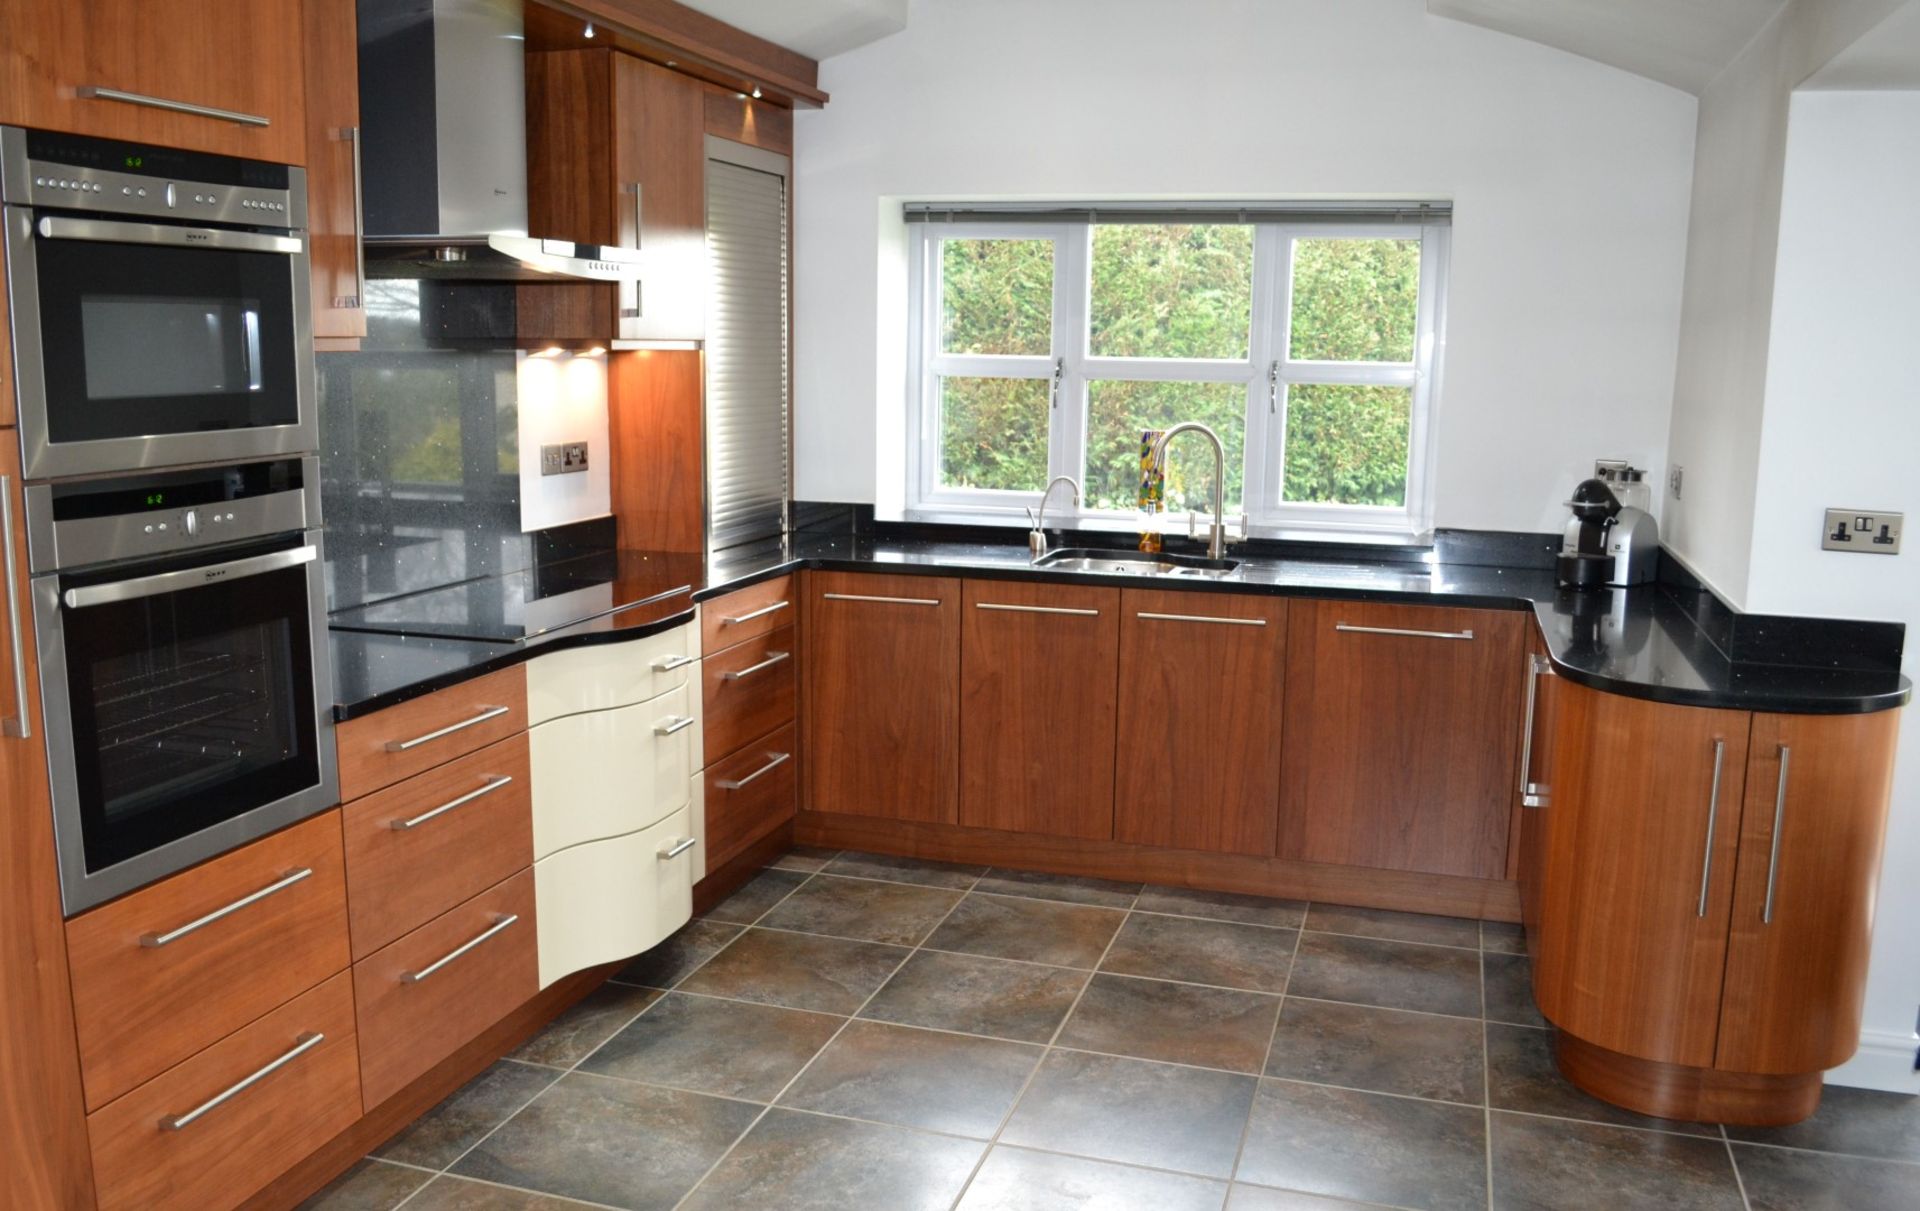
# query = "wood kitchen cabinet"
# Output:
<box><xmin>960</xmin><ymin>579</ymin><xmax>1120</xmax><ymax>840</ymax></box>
<box><xmin>0</xmin><ymin>0</ymin><xmax>308</xmax><ymax>163</ymax></box>
<box><xmin>1114</xmin><ymin>589</ymin><xmax>1287</xmax><ymax>856</ymax></box>
<box><xmin>1279</xmin><ymin>599</ymin><xmax>1527</xmax><ymax>879</ymax></box>
<box><xmin>803</xmin><ymin>571</ymin><xmax>961</xmax><ymax>824</ymax></box>
<box><xmin>301</xmin><ymin>0</ymin><xmax>364</xmax><ymax>344</ymax></box>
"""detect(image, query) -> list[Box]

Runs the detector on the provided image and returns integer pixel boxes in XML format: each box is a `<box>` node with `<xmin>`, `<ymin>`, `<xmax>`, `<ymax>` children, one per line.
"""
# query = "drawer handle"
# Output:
<box><xmin>385</xmin><ymin>704</ymin><xmax>511</xmax><ymax>752</ymax></box>
<box><xmin>659</xmin><ymin>837</ymin><xmax>697</xmax><ymax>860</ymax></box>
<box><xmin>1763</xmin><ymin>745</ymin><xmax>1791</xmax><ymax>925</ymax></box>
<box><xmin>1519</xmin><ymin>654</ymin><xmax>1553</xmax><ymax>809</ymax></box>
<box><xmin>158</xmin><ymin>1032</ymin><xmax>324</xmax><ymax>1132</ymax></box>
<box><xmin>722</xmin><ymin>600</ymin><xmax>790</xmax><ymax>625</ymax></box>
<box><xmin>78</xmin><ymin>85</ymin><xmax>271</xmax><ymax>128</ymax></box>
<box><xmin>1334</xmin><ymin>622</ymin><xmax>1474</xmax><ymax>641</ymax></box>
<box><xmin>651</xmin><ymin>653</ymin><xmax>697</xmax><ymax>672</ymax></box>
<box><xmin>1695</xmin><ymin>739</ymin><xmax>1726</xmax><ymax>917</ymax></box>
<box><xmin>976</xmin><ymin>602</ymin><xmax>1100</xmax><ymax>617</ymax></box>
<box><xmin>140</xmin><ymin>868</ymin><xmax>314</xmax><ymax>948</ymax></box>
<box><xmin>722</xmin><ymin>651</ymin><xmax>791</xmax><ymax>680</ymax></box>
<box><xmin>1135</xmin><ymin>611</ymin><xmax>1266</xmax><ymax>627</ymax></box>
<box><xmin>719</xmin><ymin>751</ymin><xmax>791</xmax><ymax>790</ymax></box>
<box><xmin>822</xmin><ymin>592</ymin><xmax>941</xmax><ymax>606</ymax></box>
<box><xmin>654</xmin><ymin>715</ymin><xmax>695</xmax><ymax>736</ymax></box>
<box><xmin>401</xmin><ymin>914</ymin><xmax>520</xmax><ymax>984</ymax></box>
<box><xmin>391</xmin><ymin>775</ymin><xmax>515</xmax><ymax>831</ymax></box>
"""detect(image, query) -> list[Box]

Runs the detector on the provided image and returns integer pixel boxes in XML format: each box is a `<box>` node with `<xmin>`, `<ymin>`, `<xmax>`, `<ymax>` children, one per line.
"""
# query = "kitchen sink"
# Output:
<box><xmin>1031</xmin><ymin>547</ymin><xmax>1240</xmax><ymax>577</ymax></box>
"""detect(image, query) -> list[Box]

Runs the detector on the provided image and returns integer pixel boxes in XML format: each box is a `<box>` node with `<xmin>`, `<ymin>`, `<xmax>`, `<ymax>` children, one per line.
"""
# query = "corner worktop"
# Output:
<box><xmin>329</xmin><ymin>533</ymin><xmax>1910</xmax><ymax>720</ymax></box>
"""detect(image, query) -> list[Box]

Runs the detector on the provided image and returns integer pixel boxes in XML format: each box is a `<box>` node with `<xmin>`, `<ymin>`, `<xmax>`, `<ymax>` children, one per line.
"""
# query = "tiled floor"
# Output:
<box><xmin>302</xmin><ymin>849</ymin><xmax>1920</xmax><ymax>1211</ymax></box>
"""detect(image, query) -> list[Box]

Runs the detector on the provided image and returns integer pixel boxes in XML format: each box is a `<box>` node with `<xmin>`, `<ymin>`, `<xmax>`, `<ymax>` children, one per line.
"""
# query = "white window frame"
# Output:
<box><xmin>906</xmin><ymin>216</ymin><xmax>1449</xmax><ymax>538</ymax></box>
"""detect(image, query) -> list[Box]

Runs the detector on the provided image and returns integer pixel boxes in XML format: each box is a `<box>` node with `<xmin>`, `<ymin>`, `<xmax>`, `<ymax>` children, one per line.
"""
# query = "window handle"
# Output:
<box><xmin>1050</xmin><ymin>357</ymin><xmax>1063</xmax><ymax>410</ymax></box>
<box><xmin>1268</xmin><ymin>360</ymin><xmax>1280</xmax><ymax>414</ymax></box>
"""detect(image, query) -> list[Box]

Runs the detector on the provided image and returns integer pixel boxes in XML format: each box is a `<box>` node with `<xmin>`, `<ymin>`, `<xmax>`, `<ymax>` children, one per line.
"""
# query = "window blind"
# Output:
<box><xmin>903</xmin><ymin>201</ymin><xmax>1450</xmax><ymax>226</ymax></box>
<box><xmin>705</xmin><ymin>157</ymin><xmax>791</xmax><ymax>551</ymax></box>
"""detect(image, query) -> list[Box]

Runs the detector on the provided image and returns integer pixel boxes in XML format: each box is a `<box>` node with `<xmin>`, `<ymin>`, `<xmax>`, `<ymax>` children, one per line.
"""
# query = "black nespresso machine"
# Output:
<box><xmin>1557</xmin><ymin>476</ymin><xmax>1659</xmax><ymax>589</ymax></box>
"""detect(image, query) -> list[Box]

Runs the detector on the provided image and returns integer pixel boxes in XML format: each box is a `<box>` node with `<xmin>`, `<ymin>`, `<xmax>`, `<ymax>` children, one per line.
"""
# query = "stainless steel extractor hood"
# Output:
<box><xmin>356</xmin><ymin>0</ymin><xmax>641</xmax><ymax>282</ymax></box>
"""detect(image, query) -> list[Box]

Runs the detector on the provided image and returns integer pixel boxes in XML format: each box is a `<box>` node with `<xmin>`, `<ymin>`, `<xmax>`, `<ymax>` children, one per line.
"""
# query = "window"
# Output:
<box><xmin>907</xmin><ymin>210</ymin><xmax>1447</xmax><ymax>535</ymax></box>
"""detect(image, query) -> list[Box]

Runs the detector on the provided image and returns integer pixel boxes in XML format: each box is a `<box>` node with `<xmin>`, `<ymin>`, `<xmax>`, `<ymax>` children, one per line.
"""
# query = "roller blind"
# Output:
<box><xmin>706</xmin><ymin>157</ymin><xmax>790</xmax><ymax>551</ymax></box>
<box><xmin>903</xmin><ymin>201</ymin><xmax>1450</xmax><ymax>225</ymax></box>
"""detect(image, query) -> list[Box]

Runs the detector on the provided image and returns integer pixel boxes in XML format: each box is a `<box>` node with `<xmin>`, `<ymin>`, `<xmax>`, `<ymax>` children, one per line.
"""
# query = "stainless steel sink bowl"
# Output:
<box><xmin>1031</xmin><ymin>547</ymin><xmax>1239</xmax><ymax>577</ymax></box>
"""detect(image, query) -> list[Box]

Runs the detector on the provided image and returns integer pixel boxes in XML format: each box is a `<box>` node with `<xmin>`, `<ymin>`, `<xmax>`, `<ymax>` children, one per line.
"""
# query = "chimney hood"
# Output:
<box><xmin>356</xmin><ymin>0</ymin><xmax>641</xmax><ymax>282</ymax></box>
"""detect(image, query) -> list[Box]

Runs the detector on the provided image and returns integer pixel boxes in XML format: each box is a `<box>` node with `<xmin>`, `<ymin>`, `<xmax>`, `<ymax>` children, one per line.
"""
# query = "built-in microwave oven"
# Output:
<box><xmin>0</xmin><ymin>126</ymin><xmax>316</xmax><ymax>481</ymax></box>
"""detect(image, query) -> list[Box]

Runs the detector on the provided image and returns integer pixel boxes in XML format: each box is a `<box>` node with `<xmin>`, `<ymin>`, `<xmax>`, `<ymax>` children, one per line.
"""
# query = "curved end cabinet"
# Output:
<box><xmin>1525</xmin><ymin>679</ymin><xmax>1900</xmax><ymax>1125</ymax></box>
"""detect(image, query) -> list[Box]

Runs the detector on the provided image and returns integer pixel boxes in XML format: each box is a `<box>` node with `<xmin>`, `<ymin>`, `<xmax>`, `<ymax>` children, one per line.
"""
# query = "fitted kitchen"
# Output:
<box><xmin>2</xmin><ymin>1</ymin><xmax>1919</xmax><ymax>1210</ymax></box>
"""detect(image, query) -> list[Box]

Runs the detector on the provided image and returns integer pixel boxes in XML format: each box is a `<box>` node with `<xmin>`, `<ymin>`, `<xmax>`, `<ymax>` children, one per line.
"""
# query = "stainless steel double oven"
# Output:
<box><xmin>2</xmin><ymin>126</ymin><xmax>337</xmax><ymax>914</ymax></box>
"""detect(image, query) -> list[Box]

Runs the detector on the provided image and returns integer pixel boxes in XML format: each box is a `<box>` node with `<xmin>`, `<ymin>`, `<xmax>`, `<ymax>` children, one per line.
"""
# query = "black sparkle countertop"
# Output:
<box><xmin>329</xmin><ymin>533</ymin><xmax>1910</xmax><ymax>720</ymax></box>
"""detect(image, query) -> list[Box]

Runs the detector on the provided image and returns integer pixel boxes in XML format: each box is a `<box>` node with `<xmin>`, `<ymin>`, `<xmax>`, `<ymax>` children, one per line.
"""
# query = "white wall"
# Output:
<box><xmin>517</xmin><ymin>352</ymin><xmax>611</xmax><ymax>532</ymax></box>
<box><xmin>1747</xmin><ymin>90</ymin><xmax>1920</xmax><ymax>1091</ymax></box>
<box><xmin>792</xmin><ymin>0</ymin><xmax>1698</xmax><ymax>532</ymax></box>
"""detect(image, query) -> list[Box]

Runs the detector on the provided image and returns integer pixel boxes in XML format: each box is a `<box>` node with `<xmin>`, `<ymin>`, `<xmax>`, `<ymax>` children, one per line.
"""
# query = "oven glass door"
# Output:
<box><xmin>29</xmin><ymin>222</ymin><xmax>303</xmax><ymax>446</ymax></box>
<box><xmin>52</xmin><ymin>535</ymin><xmax>321</xmax><ymax>876</ymax></box>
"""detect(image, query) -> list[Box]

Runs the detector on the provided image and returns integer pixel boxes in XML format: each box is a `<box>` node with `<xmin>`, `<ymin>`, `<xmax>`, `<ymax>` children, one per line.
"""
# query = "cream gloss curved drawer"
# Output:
<box><xmin>525</xmin><ymin>620</ymin><xmax>699</xmax><ymax>728</ymax></box>
<box><xmin>529</xmin><ymin>683</ymin><xmax>694</xmax><ymax>860</ymax></box>
<box><xmin>534</xmin><ymin>805</ymin><xmax>696</xmax><ymax>988</ymax></box>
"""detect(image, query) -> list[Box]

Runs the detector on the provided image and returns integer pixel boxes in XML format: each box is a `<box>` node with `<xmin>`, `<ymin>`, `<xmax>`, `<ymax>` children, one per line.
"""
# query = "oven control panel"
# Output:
<box><xmin>0</xmin><ymin>125</ymin><xmax>303</xmax><ymax>230</ymax></box>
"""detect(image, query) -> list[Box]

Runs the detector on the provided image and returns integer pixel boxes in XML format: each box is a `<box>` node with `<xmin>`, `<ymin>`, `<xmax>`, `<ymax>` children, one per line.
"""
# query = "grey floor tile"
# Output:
<box><xmin>1227</xmin><ymin>1185</ymin><xmax>1383</xmax><ymax>1209</ymax></box>
<box><xmin>824</xmin><ymin>850</ymin><xmax>987</xmax><ymax>889</ymax></box>
<box><xmin>675</xmin><ymin>926</ymin><xmax>909</xmax><ymax>1014</ymax></box>
<box><xmin>1135</xmin><ymin>885</ymin><xmax>1306</xmax><ymax>930</ymax></box>
<box><xmin>508</xmin><ymin>983</ymin><xmax>661</xmax><ymax>1068</ymax></box>
<box><xmin>859</xmin><ymin>949</ymin><xmax>1089</xmax><ymax>1043</ymax></box>
<box><xmin>926</xmin><ymin>893</ymin><xmax>1126</xmax><ymax>968</ymax></box>
<box><xmin>702</xmin><ymin>867</ymin><xmax>809</xmax><ymax>924</ymax></box>
<box><xmin>1484</xmin><ymin>1023</ymin><xmax>1715</xmax><ymax>1136</ymax></box>
<box><xmin>770</xmin><ymin>845</ymin><xmax>841</xmax><ymax>872</ymax></box>
<box><xmin>451</xmin><ymin>1072</ymin><xmax>758</xmax><ymax>1210</ymax></box>
<box><xmin>402</xmin><ymin>1176</ymin><xmax>597</xmax><ymax>1210</ymax></box>
<box><xmin>1725</xmin><ymin>1084</ymin><xmax>1920</xmax><ymax>1161</ymax></box>
<box><xmin>577</xmin><ymin>992</ymin><xmax>843</xmax><ymax>1100</ymax></box>
<box><xmin>1733</xmin><ymin>1141</ymin><xmax>1920</xmax><ymax>1210</ymax></box>
<box><xmin>1265</xmin><ymin>997</ymin><xmax>1484</xmax><ymax>1105</ymax></box>
<box><xmin>373</xmin><ymin>1060</ymin><xmax>558</xmax><ymax>1169</ymax></box>
<box><xmin>1059</xmin><ymin>973</ymin><xmax>1280</xmax><ymax>1073</ymax></box>
<box><xmin>972</xmin><ymin>867</ymin><xmax>1143</xmax><ymax>908</ymax></box>
<box><xmin>1287</xmin><ymin>932</ymin><xmax>1481</xmax><ymax>1018</ymax></box>
<box><xmin>1001</xmin><ymin>1050</ymin><xmax>1259</xmax><ymax>1179</ymax></box>
<box><xmin>1488</xmin><ymin>1111</ymin><xmax>1743</xmax><ymax>1210</ymax></box>
<box><xmin>679</xmin><ymin>1108</ymin><xmax>983</xmax><ymax>1211</ymax></box>
<box><xmin>779</xmin><ymin>1019</ymin><xmax>1041</xmax><ymax>1137</ymax></box>
<box><xmin>756</xmin><ymin>874</ymin><xmax>963</xmax><ymax>945</ymax></box>
<box><xmin>1304</xmin><ymin>903</ymin><xmax>1480</xmax><ymax>950</ymax></box>
<box><xmin>1099</xmin><ymin>913</ymin><xmax>1295</xmax><ymax>993</ymax></box>
<box><xmin>609</xmin><ymin>918</ymin><xmax>742</xmax><ymax>990</ymax></box>
<box><xmin>295</xmin><ymin>1159</ymin><xmax>431</xmax><ymax>1210</ymax></box>
<box><xmin>1238</xmin><ymin>1078</ymin><xmax>1486</xmax><ymax>1211</ymax></box>
<box><xmin>1480</xmin><ymin>919</ymin><xmax>1526</xmax><ymax>954</ymax></box>
<box><xmin>1482</xmin><ymin>952</ymin><xmax>1547</xmax><ymax>1027</ymax></box>
<box><xmin>957</xmin><ymin>1146</ymin><xmax>1230</xmax><ymax>1210</ymax></box>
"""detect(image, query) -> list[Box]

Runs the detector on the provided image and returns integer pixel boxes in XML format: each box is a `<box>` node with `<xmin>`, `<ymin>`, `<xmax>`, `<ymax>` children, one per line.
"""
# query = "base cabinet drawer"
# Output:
<box><xmin>703</xmin><ymin>626</ymin><xmax>796</xmax><ymax>763</ymax></box>
<box><xmin>85</xmin><ymin>971</ymin><xmax>362</xmax><ymax>1211</ymax></box>
<box><xmin>530</xmin><ymin>683</ymin><xmax>694</xmax><ymax>859</ymax></box>
<box><xmin>66</xmin><ymin>811</ymin><xmax>351</xmax><ymax>1110</ymax></box>
<box><xmin>336</xmin><ymin>665</ymin><xmax>528</xmax><ymax>801</ymax></box>
<box><xmin>353</xmin><ymin>869</ymin><xmax>537</xmax><ymax>1108</ymax></box>
<box><xmin>526</xmin><ymin>620</ymin><xmax>698</xmax><ymax>727</ymax></box>
<box><xmin>705</xmin><ymin>722</ymin><xmax>796</xmax><ymax>875</ymax></box>
<box><xmin>343</xmin><ymin>733</ymin><xmax>533</xmax><ymax>959</ymax></box>
<box><xmin>702</xmin><ymin>575</ymin><xmax>793</xmax><ymax>653</ymax></box>
<box><xmin>535</xmin><ymin>806</ymin><xmax>695</xmax><ymax>989</ymax></box>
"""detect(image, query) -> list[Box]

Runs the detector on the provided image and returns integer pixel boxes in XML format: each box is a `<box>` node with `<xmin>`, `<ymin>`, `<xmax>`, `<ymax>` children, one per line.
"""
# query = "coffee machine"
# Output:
<box><xmin>1557</xmin><ymin>465</ymin><xmax>1659</xmax><ymax>589</ymax></box>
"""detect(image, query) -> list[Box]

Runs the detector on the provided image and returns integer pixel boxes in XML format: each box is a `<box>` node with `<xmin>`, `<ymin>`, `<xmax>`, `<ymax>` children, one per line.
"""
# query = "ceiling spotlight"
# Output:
<box><xmin>582</xmin><ymin>21</ymin><xmax>595</xmax><ymax>38</ymax></box>
<box><xmin>750</xmin><ymin>85</ymin><xmax>763</xmax><ymax>99</ymax></box>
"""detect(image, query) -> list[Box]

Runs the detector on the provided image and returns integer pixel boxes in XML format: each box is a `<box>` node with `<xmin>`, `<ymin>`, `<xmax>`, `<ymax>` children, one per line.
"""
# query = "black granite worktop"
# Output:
<box><xmin>330</xmin><ymin>532</ymin><xmax>1910</xmax><ymax>720</ymax></box>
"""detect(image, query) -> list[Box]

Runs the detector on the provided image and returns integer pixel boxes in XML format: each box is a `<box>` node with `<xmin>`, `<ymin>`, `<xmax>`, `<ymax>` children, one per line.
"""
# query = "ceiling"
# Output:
<box><xmin>1427</xmin><ymin>0</ymin><xmax>1789</xmax><ymax>94</ymax></box>
<box><xmin>1803</xmin><ymin>0</ymin><xmax>1920</xmax><ymax>88</ymax></box>
<box><xmin>673</xmin><ymin>0</ymin><xmax>907</xmax><ymax>60</ymax></box>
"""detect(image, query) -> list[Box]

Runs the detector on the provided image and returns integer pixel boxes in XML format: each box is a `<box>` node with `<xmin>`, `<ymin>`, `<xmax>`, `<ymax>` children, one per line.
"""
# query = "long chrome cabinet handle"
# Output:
<box><xmin>1696</xmin><ymin>739</ymin><xmax>1726</xmax><ymax>917</ymax></box>
<box><xmin>386</xmin><ymin>704</ymin><xmax>511</xmax><ymax>752</ymax></box>
<box><xmin>719</xmin><ymin>751</ymin><xmax>791</xmax><ymax>790</ymax></box>
<box><xmin>658</xmin><ymin>837</ymin><xmax>697</xmax><ymax>860</ymax></box>
<box><xmin>723</xmin><ymin>651</ymin><xmax>791</xmax><ymax>681</ymax></box>
<box><xmin>651</xmin><ymin>653</ymin><xmax>697</xmax><ymax>671</ymax></box>
<box><xmin>1763</xmin><ymin>745</ymin><xmax>1791</xmax><ymax>924</ymax></box>
<box><xmin>401</xmin><ymin>914</ymin><xmax>519</xmax><ymax>984</ymax></box>
<box><xmin>822</xmin><ymin>592</ymin><xmax>941</xmax><ymax>606</ymax></box>
<box><xmin>654</xmin><ymin>715</ymin><xmax>695</xmax><ymax>736</ymax></box>
<box><xmin>1335</xmin><ymin>622</ymin><xmax>1474</xmax><ymax>641</ymax></box>
<box><xmin>337</xmin><ymin>126</ymin><xmax>365</xmax><ymax>309</ymax></box>
<box><xmin>1135</xmin><ymin>611</ymin><xmax>1265</xmax><ymax>627</ymax></box>
<box><xmin>64</xmin><ymin>545</ymin><xmax>317</xmax><ymax>609</ymax></box>
<box><xmin>723</xmin><ymin>600</ymin><xmax>789</xmax><ymax>625</ymax></box>
<box><xmin>78</xmin><ymin>85</ymin><xmax>270</xmax><ymax>127</ymax></box>
<box><xmin>159</xmin><ymin>1032</ymin><xmax>324</xmax><ymax>1131</ymax></box>
<box><xmin>1518</xmin><ymin>654</ymin><xmax>1552</xmax><ymax>807</ymax></box>
<box><xmin>140</xmin><ymin>869</ymin><xmax>314</xmax><ymax>948</ymax></box>
<box><xmin>0</xmin><ymin>476</ymin><xmax>28</xmax><ymax>739</ymax></box>
<box><xmin>391</xmin><ymin>775</ymin><xmax>514</xmax><ymax>831</ymax></box>
<box><xmin>976</xmin><ymin>602</ymin><xmax>1100</xmax><ymax>617</ymax></box>
<box><xmin>38</xmin><ymin>215</ymin><xmax>301</xmax><ymax>255</ymax></box>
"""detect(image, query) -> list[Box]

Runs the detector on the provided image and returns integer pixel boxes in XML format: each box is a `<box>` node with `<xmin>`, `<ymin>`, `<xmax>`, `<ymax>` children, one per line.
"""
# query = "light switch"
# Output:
<box><xmin>1821</xmin><ymin>508</ymin><xmax>1902</xmax><ymax>554</ymax></box>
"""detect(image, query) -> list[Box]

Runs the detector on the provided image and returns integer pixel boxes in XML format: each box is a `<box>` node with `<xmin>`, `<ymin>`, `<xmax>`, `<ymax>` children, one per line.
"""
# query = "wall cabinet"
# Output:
<box><xmin>0</xmin><ymin>0</ymin><xmax>308</xmax><ymax>163</ymax></box>
<box><xmin>1279</xmin><ymin>599</ymin><xmax>1526</xmax><ymax>879</ymax></box>
<box><xmin>300</xmin><ymin>0</ymin><xmax>364</xmax><ymax>343</ymax></box>
<box><xmin>1114</xmin><ymin>589</ymin><xmax>1287</xmax><ymax>856</ymax></box>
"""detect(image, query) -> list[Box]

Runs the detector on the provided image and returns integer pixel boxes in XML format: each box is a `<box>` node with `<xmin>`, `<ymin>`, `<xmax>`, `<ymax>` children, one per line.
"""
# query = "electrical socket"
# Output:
<box><xmin>539</xmin><ymin>441</ymin><xmax>590</xmax><ymax>476</ymax></box>
<box><xmin>1821</xmin><ymin>508</ymin><xmax>1902</xmax><ymax>554</ymax></box>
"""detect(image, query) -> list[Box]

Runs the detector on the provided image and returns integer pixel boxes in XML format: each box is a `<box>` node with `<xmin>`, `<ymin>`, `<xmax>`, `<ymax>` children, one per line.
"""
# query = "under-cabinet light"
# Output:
<box><xmin>583</xmin><ymin>21</ymin><xmax>595</xmax><ymax>38</ymax></box>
